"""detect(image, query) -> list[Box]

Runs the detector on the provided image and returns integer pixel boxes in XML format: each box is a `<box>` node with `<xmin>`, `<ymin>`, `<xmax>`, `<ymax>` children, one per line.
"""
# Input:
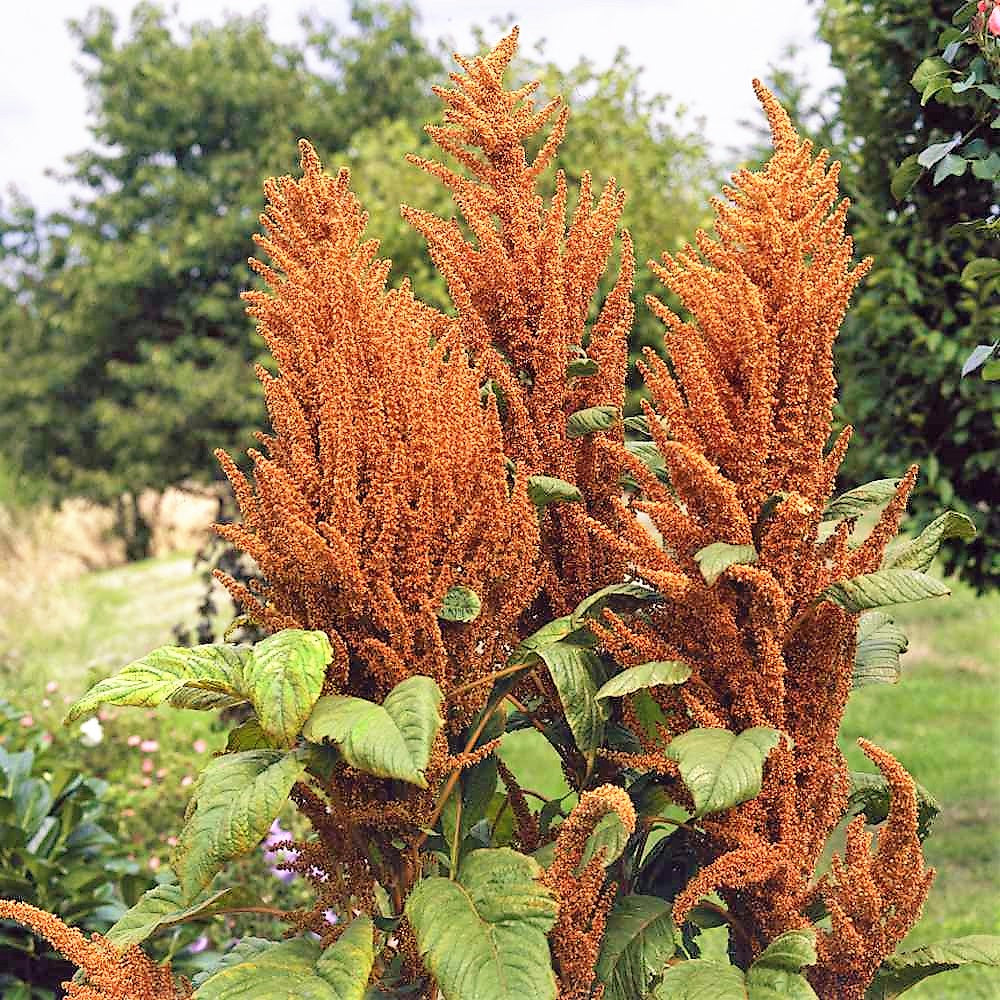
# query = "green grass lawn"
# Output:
<box><xmin>1</xmin><ymin>552</ymin><xmax>997</xmax><ymax>996</ymax></box>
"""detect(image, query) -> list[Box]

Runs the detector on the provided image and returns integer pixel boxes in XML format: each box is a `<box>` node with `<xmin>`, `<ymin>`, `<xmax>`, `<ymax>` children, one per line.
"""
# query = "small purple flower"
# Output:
<box><xmin>187</xmin><ymin>935</ymin><xmax>210</xmax><ymax>955</ymax></box>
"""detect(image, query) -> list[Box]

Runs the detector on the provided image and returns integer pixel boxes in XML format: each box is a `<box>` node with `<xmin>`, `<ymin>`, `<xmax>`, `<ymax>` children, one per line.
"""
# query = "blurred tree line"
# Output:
<box><xmin>0</xmin><ymin>0</ymin><xmax>995</xmax><ymax>589</ymax></box>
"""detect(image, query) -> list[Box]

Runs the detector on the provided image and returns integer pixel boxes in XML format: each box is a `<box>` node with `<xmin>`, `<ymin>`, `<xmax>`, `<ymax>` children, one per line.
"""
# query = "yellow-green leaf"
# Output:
<box><xmin>694</xmin><ymin>543</ymin><xmax>757</xmax><ymax>586</ymax></box>
<box><xmin>596</xmin><ymin>661</ymin><xmax>691</xmax><ymax>701</ymax></box>
<box><xmin>884</xmin><ymin>511</ymin><xmax>976</xmax><ymax>573</ymax></box>
<box><xmin>821</xmin><ymin>569</ymin><xmax>950</xmax><ymax>612</ymax></box>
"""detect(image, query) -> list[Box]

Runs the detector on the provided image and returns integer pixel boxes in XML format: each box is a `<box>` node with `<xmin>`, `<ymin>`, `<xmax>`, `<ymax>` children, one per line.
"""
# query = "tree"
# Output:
<box><xmin>0</xmin><ymin>1</ymin><xmax>447</xmax><ymax>557</ymax></box>
<box><xmin>817</xmin><ymin>0</ymin><xmax>999</xmax><ymax>590</ymax></box>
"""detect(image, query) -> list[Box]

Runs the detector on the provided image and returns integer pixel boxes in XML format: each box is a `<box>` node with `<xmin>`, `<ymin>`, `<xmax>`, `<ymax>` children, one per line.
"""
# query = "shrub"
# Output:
<box><xmin>2</xmin><ymin>27</ymin><xmax>998</xmax><ymax>1000</ymax></box>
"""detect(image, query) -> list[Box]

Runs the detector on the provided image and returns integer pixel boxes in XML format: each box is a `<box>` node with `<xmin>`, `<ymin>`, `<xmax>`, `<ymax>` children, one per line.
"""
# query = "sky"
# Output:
<box><xmin>0</xmin><ymin>0</ymin><xmax>837</xmax><ymax>213</ymax></box>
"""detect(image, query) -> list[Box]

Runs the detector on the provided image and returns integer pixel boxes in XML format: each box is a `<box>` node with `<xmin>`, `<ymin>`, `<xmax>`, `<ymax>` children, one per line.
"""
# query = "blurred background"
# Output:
<box><xmin>0</xmin><ymin>2</ymin><xmax>997</xmax><ymax>997</ymax></box>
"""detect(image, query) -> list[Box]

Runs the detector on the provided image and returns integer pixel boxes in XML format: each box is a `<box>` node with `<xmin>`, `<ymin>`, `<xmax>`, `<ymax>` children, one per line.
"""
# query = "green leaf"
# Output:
<box><xmin>315</xmin><ymin>916</ymin><xmax>375</xmax><ymax>1000</ymax></box>
<box><xmin>982</xmin><ymin>360</ymin><xmax>1000</xmax><ymax>380</ymax></box>
<box><xmin>302</xmin><ymin>676</ymin><xmax>444</xmax><ymax>788</ymax></box>
<box><xmin>596</xmin><ymin>661</ymin><xmax>691</xmax><ymax>701</ymax></box>
<box><xmin>961</xmin><ymin>343</ymin><xmax>998</xmax><ymax>377</ymax></box>
<box><xmin>193</xmin><ymin>939</ymin><xmax>274</xmax><ymax>988</ymax></box>
<box><xmin>566</xmin><ymin>356</ymin><xmax>599</xmax><ymax>379</ymax></box>
<box><xmin>885</xmin><ymin>511</ymin><xmax>976</xmax><ymax>573</ymax></box>
<box><xmin>847</xmin><ymin>771</ymin><xmax>940</xmax><ymax>841</ymax></box>
<box><xmin>536</xmin><ymin>643</ymin><xmax>606</xmax><ymax>768</ymax></box>
<box><xmin>195</xmin><ymin>938</ymin><xmax>332</xmax><ymax>999</ymax></box>
<box><xmin>746</xmin><ymin>931</ymin><xmax>820</xmax><ymax>999</ymax></box>
<box><xmin>527</xmin><ymin>475</ymin><xmax>583</xmax><ymax>508</ymax></box>
<box><xmin>566</xmin><ymin>404</ymin><xmax>620</xmax><ymax>439</ymax></box>
<box><xmin>891</xmin><ymin>155</ymin><xmax>924</xmax><ymax>201</ymax></box>
<box><xmin>438</xmin><ymin>585</ymin><xmax>482</xmax><ymax>623</ymax></box>
<box><xmin>823</xmin><ymin>479</ymin><xmax>901</xmax><ymax>521</ymax></box>
<box><xmin>65</xmin><ymin>643</ymin><xmax>253</xmax><ymax>722</ymax></box>
<box><xmin>866</xmin><ymin>935</ymin><xmax>1000</xmax><ymax>998</ymax></box>
<box><xmin>910</xmin><ymin>57</ymin><xmax>952</xmax><ymax>91</ymax></box>
<box><xmin>624</xmin><ymin>439</ymin><xmax>670</xmax><ymax>484</ymax></box>
<box><xmin>962</xmin><ymin>258</ymin><xmax>1000</xmax><ymax>281</ymax></box>
<box><xmin>65</xmin><ymin>629</ymin><xmax>331</xmax><ymax>749</ymax></box>
<box><xmin>916</xmin><ymin>136</ymin><xmax>960</xmax><ymax>168</ymax></box>
<box><xmin>920</xmin><ymin>76</ymin><xmax>953</xmax><ymax>105</ymax></box>
<box><xmin>106</xmin><ymin>877</ymin><xmax>247</xmax><ymax>949</ymax></box>
<box><xmin>665</xmin><ymin>727</ymin><xmax>782</xmax><ymax>818</ymax></box>
<box><xmin>242</xmin><ymin>630</ymin><xmax>331</xmax><ymax>747</ymax></box>
<box><xmin>571</xmin><ymin>581</ymin><xmax>660</xmax><ymax>627</ymax></box>
<box><xmin>577</xmin><ymin>810</ymin><xmax>631</xmax><ymax>872</ymax></box>
<box><xmin>694</xmin><ymin>542</ymin><xmax>758</xmax><ymax>586</ymax></box>
<box><xmin>405</xmin><ymin>848</ymin><xmax>558</xmax><ymax>1000</ymax></box>
<box><xmin>176</xmin><ymin>750</ymin><xmax>305</xmax><ymax>900</ymax></box>
<box><xmin>226</xmin><ymin>719</ymin><xmax>272</xmax><ymax>753</ymax></box>
<box><xmin>821</xmin><ymin>569</ymin><xmax>950</xmax><ymax>613</ymax></box>
<box><xmin>932</xmin><ymin>154</ymin><xmax>967</xmax><ymax>185</ymax></box>
<box><xmin>853</xmin><ymin>612</ymin><xmax>908</xmax><ymax>687</ymax></box>
<box><xmin>972</xmin><ymin>152</ymin><xmax>1000</xmax><ymax>180</ymax></box>
<box><xmin>596</xmin><ymin>894</ymin><xmax>677</xmax><ymax>1000</ymax></box>
<box><xmin>655</xmin><ymin>959</ymin><xmax>746</xmax><ymax>997</ymax></box>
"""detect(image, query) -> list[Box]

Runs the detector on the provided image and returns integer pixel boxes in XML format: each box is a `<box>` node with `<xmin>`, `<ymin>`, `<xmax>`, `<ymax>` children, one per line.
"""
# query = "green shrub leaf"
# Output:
<box><xmin>405</xmin><ymin>848</ymin><xmax>558</xmax><ymax>1000</ymax></box>
<box><xmin>961</xmin><ymin>257</ymin><xmax>1000</xmax><ymax>281</ymax></box>
<box><xmin>847</xmin><ymin>771</ymin><xmax>940</xmax><ymax>840</ymax></box>
<box><xmin>884</xmin><ymin>511</ymin><xmax>976</xmax><ymax>573</ymax></box>
<box><xmin>566</xmin><ymin>404</ymin><xmax>620</xmax><ymax>438</ymax></box>
<box><xmin>192</xmin><ymin>939</ymin><xmax>274</xmax><ymax>987</ymax></box>
<box><xmin>302</xmin><ymin>676</ymin><xmax>443</xmax><ymax>788</ymax></box>
<box><xmin>176</xmin><ymin>750</ymin><xmax>305</xmax><ymax>900</ymax></box>
<box><xmin>596</xmin><ymin>894</ymin><xmax>677</xmax><ymax>1000</ymax></box>
<box><xmin>566</xmin><ymin>356</ymin><xmax>599</xmax><ymax>379</ymax></box>
<box><xmin>822</xmin><ymin>479</ymin><xmax>901</xmax><ymax>521</ymax></box>
<box><xmin>577</xmin><ymin>811</ymin><xmax>631</xmax><ymax>872</ymax></box>
<box><xmin>65</xmin><ymin>629</ymin><xmax>331</xmax><ymax>749</ymax></box>
<box><xmin>438</xmin><ymin>586</ymin><xmax>482</xmax><ymax>623</ymax></box>
<box><xmin>596</xmin><ymin>661</ymin><xmax>691</xmax><ymax>701</ymax></box>
<box><xmin>106</xmin><ymin>877</ymin><xmax>247</xmax><ymax>949</ymax></box>
<box><xmin>891</xmin><ymin>155</ymin><xmax>924</xmax><ymax>201</ymax></box>
<box><xmin>694</xmin><ymin>543</ymin><xmax>758</xmax><ymax>586</ymax></box>
<box><xmin>194</xmin><ymin>937</ymin><xmax>334</xmax><ymax>999</ymax></box>
<box><xmin>866</xmin><ymin>935</ymin><xmax>1000</xmax><ymax>998</ymax></box>
<box><xmin>853</xmin><ymin>612</ymin><xmax>908</xmax><ymax>687</ymax></box>
<box><xmin>624</xmin><ymin>440</ymin><xmax>670</xmax><ymax>484</ymax></box>
<box><xmin>821</xmin><ymin>569</ymin><xmax>950</xmax><ymax>612</ymax></box>
<box><xmin>315</xmin><ymin>916</ymin><xmax>375</xmax><ymax>999</ymax></box>
<box><xmin>535</xmin><ymin>642</ymin><xmax>606</xmax><ymax>768</ymax></box>
<box><xmin>665</xmin><ymin>727</ymin><xmax>782</xmax><ymax>817</ymax></box>
<box><xmin>654</xmin><ymin>959</ymin><xmax>746</xmax><ymax>997</ymax></box>
<box><xmin>745</xmin><ymin>931</ymin><xmax>820</xmax><ymax>999</ymax></box>
<box><xmin>527</xmin><ymin>475</ymin><xmax>583</xmax><ymax>507</ymax></box>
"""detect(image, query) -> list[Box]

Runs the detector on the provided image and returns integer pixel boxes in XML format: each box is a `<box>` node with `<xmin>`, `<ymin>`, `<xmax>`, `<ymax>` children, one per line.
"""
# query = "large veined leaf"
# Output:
<box><xmin>192</xmin><ymin>939</ymin><xmax>274</xmax><ymax>988</ymax></box>
<box><xmin>596</xmin><ymin>894</ymin><xmax>677</xmax><ymax>1000</ymax></box>
<box><xmin>820</xmin><ymin>569</ymin><xmax>950</xmax><ymax>613</ymax></box>
<box><xmin>527</xmin><ymin>475</ymin><xmax>583</xmax><ymax>507</ymax></box>
<box><xmin>65</xmin><ymin>630</ymin><xmax>331</xmax><ymax>748</ymax></box>
<box><xmin>405</xmin><ymin>848</ymin><xmax>558</xmax><ymax>1000</ymax></box>
<box><xmin>624</xmin><ymin>440</ymin><xmax>670</xmax><ymax>484</ymax></box>
<box><xmin>566</xmin><ymin>355</ymin><xmax>599</xmax><ymax>379</ymax></box>
<box><xmin>884</xmin><ymin>511</ymin><xmax>976</xmax><ymax>573</ymax></box>
<box><xmin>596</xmin><ymin>661</ymin><xmax>691</xmax><ymax>701</ymax></box>
<box><xmin>576</xmin><ymin>810</ymin><xmax>632</xmax><ymax>872</ymax></box>
<box><xmin>566</xmin><ymin>404</ymin><xmax>620</xmax><ymax>438</ymax></box>
<box><xmin>243</xmin><ymin>630</ymin><xmax>332</xmax><ymax>746</ymax></box>
<box><xmin>853</xmin><ymin>612</ymin><xmax>908</xmax><ymax>687</ymax></box>
<box><xmin>175</xmin><ymin>750</ymin><xmax>305</xmax><ymax>900</ymax></box>
<box><xmin>535</xmin><ymin>642</ymin><xmax>606</xmax><ymax>768</ymax></box>
<box><xmin>315</xmin><ymin>917</ymin><xmax>375</xmax><ymax>1000</ymax></box>
<box><xmin>866</xmin><ymin>936</ymin><xmax>1000</xmax><ymax>998</ymax></box>
<box><xmin>302</xmin><ymin>676</ymin><xmax>443</xmax><ymax>788</ymax></box>
<box><xmin>654</xmin><ymin>932</ymin><xmax>818</xmax><ymax>999</ymax></box>
<box><xmin>572</xmin><ymin>581</ymin><xmax>660</xmax><ymax>626</ymax></box>
<box><xmin>823</xmin><ymin>479</ymin><xmax>901</xmax><ymax>521</ymax></box>
<box><xmin>694</xmin><ymin>543</ymin><xmax>758</xmax><ymax>586</ymax></box>
<box><xmin>847</xmin><ymin>771</ymin><xmax>940</xmax><ymax>841</ymax></box>
<box><xmin>194</xmin><ymin>938</ymin><xmax>331</xmax><ymax>999</ymax></box>
<box><xmin>106</xmin><ymin>876</ymin><xmax>248</xmax><ymax>949</ymax></box>
<box><xmin>665</xmin><ymin>727</ymin><xmax>782</xmax><ymax>817</ymax></box>
<box><xmin>438</xmin><ymin>586</ymin><xmax>482</xmax><ymax>623</ymax></box>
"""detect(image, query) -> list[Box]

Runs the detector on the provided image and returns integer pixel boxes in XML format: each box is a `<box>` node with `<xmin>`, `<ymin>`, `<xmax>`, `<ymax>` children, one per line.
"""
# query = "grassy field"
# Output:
<box><xmin>1</xmin><ymin>551</ymin><xmax>998</xmax><ymax>996</ymax></box>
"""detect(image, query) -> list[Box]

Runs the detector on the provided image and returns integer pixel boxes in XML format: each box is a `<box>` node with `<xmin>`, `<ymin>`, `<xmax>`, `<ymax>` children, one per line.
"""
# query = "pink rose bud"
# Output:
<box><xmin>989</xmin><ymin>6</ymin><xmax>1000</xmax><ymax>32</ymax></box>
<box><xmin>141</xmin><ymin>777</ymin><xmax>152</xmax><ymax>787</ymax></box>
<box><xmin>140</xmin><ymin>739</ymin><xmax>159</xmax><ymax>753</ymax></box>
<box><xmin>149</xmin><ymin>856</ymin><xmax>161</xmax><ymax>870</ymax></box>
<box><xmin>142</xmin><ymin>758</ymin><xmax>154</xmax><ymax>774</ymax></box>
<box><xmin>98</xmin><ymin>709</ymin><xmax>111</xmax><ymax>722</ymax></box>
<box><xmin>20</xmin><ymin>715</ymin><xmax>33</xmax><ymax>728</ymax></box>
<box><xmin>193</xmin><ymin>739</ymin><xmax>208</xmax><ymax>754</ymax></box>
<box><xmin>166</xmin><ymin>836</ymin><xmax>178</xmax><ymax>847</ymax></box>
<box><xmin>979</xmin><ymin>1</ymin><xmax>988</xmax><ymax>11</ymax></box>
<box><xmin>41</xmin><ymin>732</ymin><xmax>53</xmax><ymax>744</ymax></box>
<box><xmin>127</xmin><ymin>735</ymin><xmax>141</xmax><ymax>747</ymax></box>
<box><xmin>181</xmin><ymin>774</ymin><xmax>194</xmax><ymax>787</ymax></box>
<box><xmin>45</xmin><ymin>681</ymin><xmax>58</xmax><ymax>694</ymax></box>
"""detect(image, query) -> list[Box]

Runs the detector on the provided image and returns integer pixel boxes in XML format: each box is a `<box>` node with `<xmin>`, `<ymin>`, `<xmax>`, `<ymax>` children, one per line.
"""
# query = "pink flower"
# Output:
<box><xmin>141</xmin><ymin>758</ymin><xmax>154</xmax><ymax>774</ymax></box>
<box><xmin>192</xmin><ymin>739</ymin><xmax>208</xmax><ymax>754</ymax></box>
<box><xmin>166</xmin><ymin>835</ymin><xmax>178</xmax><ymax>847</ymax></box>
<box><xmin>127</xmin><ymin>735</ymin><xmax>141</xmax><ymax>747</ymax></box>
<box><xmin>149</xmin><ymin>856</ymin><xmax>161</xmax><ymax>871</ymax></box>
<box><xmin>45</xmin><ymin>681</ymin><xmax>58</xmax><ymax>694</ymax></box>
<box><xmin>41</xmin><ymin>732</ymin><xmax>53</xmax><ymax>744</ymax></box>
<box><xmin>989</xmin><ymin>6</ymin><xmax>1000</xmax><ymax>33</ymax></box>
<box><xmin>979</xmin><ymin>0</ymin><xmax>988</xmax><ymax>12</ymax></box>
<box><xmin>41</xmin><ymin>698</ymin><xmax>51</xmax><ymax>708</ymax></box>
<box><xmin>97</xmin><ymin>709</ymin><xmax>111</xmax><ymax>722</ymax></box>
<box><xmin>156</xmin><ymin>767</ymin><xmax>167</xmax><ymax>779</ymax></box>
<box><xmin>180</xmin><ymin>774</ymin><xmax>194</xmax><ymax>788</ymax></box>
<box><xmin>19</xmin><ymin>715</ymin><xmax>33</xmax><ymax>728</ymax></box>
<box><xmin>122</xmin><ymin>808</ymin><xmax>136</xmax><ymax>818</ymax></box>
<box><xmin>141</xmin><ymin>777</ymin><xmax>152</xmax><ymax>787</ymax></box>
<box><xmin>187</xmin><ymin>935</ymin><xmax>210</xmax><ymax>954</ymax></box>
<box><xmin>140</xmin><ymin>739</ymin><xmax>159</xmax><ymax>753</ymax></box>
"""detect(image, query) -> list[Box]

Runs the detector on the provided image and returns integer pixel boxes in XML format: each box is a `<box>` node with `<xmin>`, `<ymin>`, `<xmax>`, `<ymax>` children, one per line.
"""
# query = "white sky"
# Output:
<box><xmin>0</xmin><ymin>1</ymin><xmax>836</xmax><ymax>213</ymax></box>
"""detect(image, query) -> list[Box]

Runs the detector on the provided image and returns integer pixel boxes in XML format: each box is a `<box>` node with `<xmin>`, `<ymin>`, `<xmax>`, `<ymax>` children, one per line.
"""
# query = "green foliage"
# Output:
<box><xmin>693</xmin><ymin>542</ymin><xmax>758</xmax><ymax>587</ymax></box>
<box><xmin>595</xmin><ymin>894</ymin><xmax>677</xmax><ymax>1000</ymax></box>
<box><xmin>565</xmin><ymin>404</ymin><xmax>621</xmax><ymax>438</ymax></box>
<box><xmin>405</xmin><ymin>849</ymin><xmax>558</xmax><ymax>1000</ymax></box>
<box><xmin>821</xmin><ymin>568</ymin><xmax>951</xmax><ymax>612</ymax></box>
<box><xmin>823</xmin><ymin>479</ymin><xmax>903</xmax><ymax>521</ymax></box>
<box><xmin>664</xmin><ymin>727</ymin><xmax>783</xmax><ymax>818</ymax></box>
<box><xmin>866</xmin><ymin>935</ymin><xmax>1000</xmax><ymax>998</ymax></box>
<box><xmin>595</xmin><ymin>660</ymin><xmax>692</xmax><ymax>702</ymax></box>
<box><xmin>853</xmin><ymin>612</ymin><xmax>909</xmax><ymax>687</ymax></box>
<box><xmin>846</xmin><ymin>770</ymin><xmax>940</xmax><ymax>841</ymax></box>
<box><xmin>818</xmin><ymin>0</ymin><xmax>1000</xmax><ymax>591</ymax></box>
<box><xmin>526</xmin><ymin>475</ymin><xmax>584</xmax><ymax>508</ymax></box>
<box><xmin>438</xmin><ymin>586</ymin><xmax>483</xmax><ymax>623</ymax></box>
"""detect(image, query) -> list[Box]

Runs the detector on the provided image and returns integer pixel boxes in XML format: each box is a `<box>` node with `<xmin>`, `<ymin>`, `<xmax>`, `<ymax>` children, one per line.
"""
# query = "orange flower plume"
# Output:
<box><xmin>593</xmin><ymin>80</ymin><xmax>930</xmax><ymax>997</ymax></box>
